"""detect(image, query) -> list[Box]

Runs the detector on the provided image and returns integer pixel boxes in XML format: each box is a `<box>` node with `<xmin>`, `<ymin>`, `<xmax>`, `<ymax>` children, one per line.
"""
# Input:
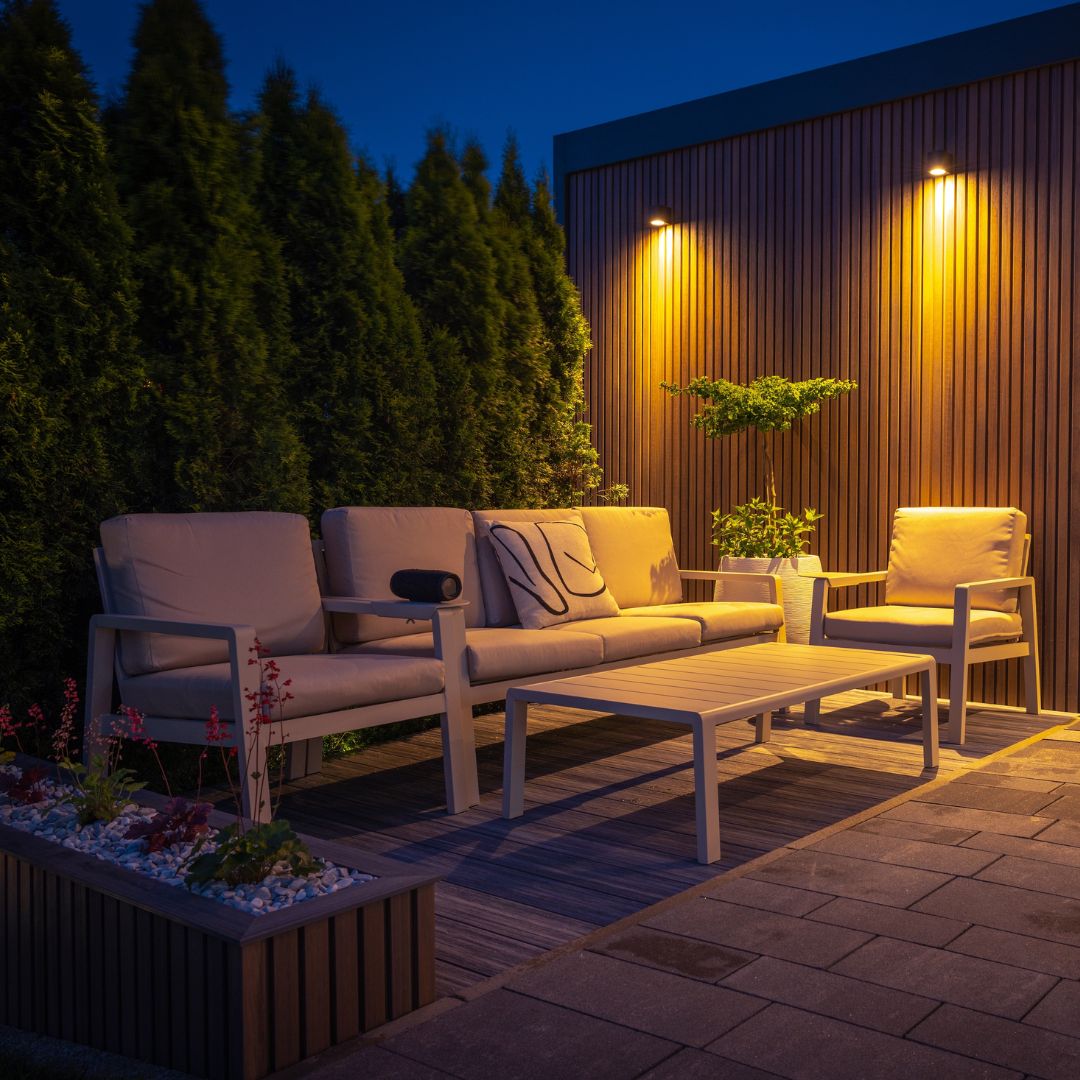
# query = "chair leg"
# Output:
<box><xmin>947</xmin><ymin>662</ymin><xmax>969</xmax><ymax>746</ymax></box>
<box><xmin>1023</xmin><ymin>649</ymin><xmax>1043</xmax><ymax>717</ymax></box>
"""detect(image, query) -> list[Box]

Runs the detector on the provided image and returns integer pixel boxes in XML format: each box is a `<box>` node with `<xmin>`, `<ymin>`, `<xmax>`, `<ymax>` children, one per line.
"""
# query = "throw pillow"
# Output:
<box><xmin>488</xmin><ymin>519</ymin><xmax>620</xmax><ymax>629</ymax></box>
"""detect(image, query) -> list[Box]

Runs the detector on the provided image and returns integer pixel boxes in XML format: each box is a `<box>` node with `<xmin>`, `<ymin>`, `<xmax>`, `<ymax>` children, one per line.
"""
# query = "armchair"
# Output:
<box><xmin>805</xmin><ymin>507</ymin><xmax>1040</xmax><ymax>744</ymax></box>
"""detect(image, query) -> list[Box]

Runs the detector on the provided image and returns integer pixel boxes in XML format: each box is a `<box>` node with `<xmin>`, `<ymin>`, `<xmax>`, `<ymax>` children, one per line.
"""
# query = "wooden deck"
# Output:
<box><xmin>274</xmin><ymin>692</ymin><xmax>1057</xmax><ymax>999</ymax></box>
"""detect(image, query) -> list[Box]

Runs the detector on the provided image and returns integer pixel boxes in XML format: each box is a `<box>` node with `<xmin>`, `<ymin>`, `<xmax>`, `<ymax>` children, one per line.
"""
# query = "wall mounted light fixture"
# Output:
<box><xmin>646</xmin><ymin>205</ymin><xmax>674</xmax><ymax>227</ymax></box>
<box><xmin>926</xmin><ymin>150</ymin><xmax>955</xmax><ymax>177</ymax></box>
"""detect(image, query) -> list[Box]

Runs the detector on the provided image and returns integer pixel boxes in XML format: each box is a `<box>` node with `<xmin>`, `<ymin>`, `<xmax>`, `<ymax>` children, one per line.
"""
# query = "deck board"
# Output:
<box><xmin>274</xmin><ymin>690</ymin><xmax>1057</xmax><ymax>998</ymax></box>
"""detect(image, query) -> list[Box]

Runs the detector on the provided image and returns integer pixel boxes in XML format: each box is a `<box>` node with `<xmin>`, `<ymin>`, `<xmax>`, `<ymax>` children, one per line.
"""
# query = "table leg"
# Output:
<box><xmin>692</xmin><ymin>718</ymin><xmax>721</xmax><ymax>864</ymax></box>
<box><xmin>502</xmin><ymin>697</ymin><xmax>529</xmax><ymax>819</ymax></box>
<box><xmin>803</xmin><ymin>698</ymin><xmax>821</xmax><ymax>725</ymax></box>
<box><xmin>921</xmin><ymin>663</ymin><xmax>940</xmax><ymax>770</ymax></box>
<box><xmin>754</xmin><ymin>712</ymin><xmax>772</xmax><ymax>744</ymax></box>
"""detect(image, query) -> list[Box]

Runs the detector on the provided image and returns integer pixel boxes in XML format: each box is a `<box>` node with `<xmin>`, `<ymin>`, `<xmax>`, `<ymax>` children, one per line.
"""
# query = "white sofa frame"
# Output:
<box><xmin>86</xmin><ymin>535</ymin><xmax>784</xmax><ymax>823</ymax></box>
<box><xmin>85</xmin><ymin>548</ymin><xmax>481</xmax><ymax>822</ymax></box>
<box><xmin>805</xmin><ymin>536</ymin><xmax>1040</xmax><ymax>744</ymax></box>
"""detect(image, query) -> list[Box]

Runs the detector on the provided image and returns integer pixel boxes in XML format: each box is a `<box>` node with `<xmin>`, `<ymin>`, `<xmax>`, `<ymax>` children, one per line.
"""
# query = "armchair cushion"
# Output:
<box><xmin>119</xmin><ymin>653</ymin><xmax>444</xmax><ymax>721</ymax></box>
<box><xmin>347</xmin><ymin>626</ymin><xmax>604</xmax><ymax>684</ymax></box>
<box><xmin>321</xmin><ymin>507</ymin><xmax>485</xmax><ymax>644</ymax></box>
<box><xmin>100</xmin><ymin>512</ymin><xmax>325</xmax><ymax>676</ymax></box>
<box><xmin>620</xmin><ymin>602</ymin><xmax>783</xmax><ymax>642</ymax></box>
<box><xmin>550</xmin><ymin>615</ymin><xmax>700</xmax><ymax>661</ymax></box>
<box><xmin>486</xmin><ymin>518</ymin><xmax>620</xmax><ymax>629</ymax></box>
<box><xmin>474</xmin><ymin>508</ymin><xmax>590</xmax><ymax>626</ymax></box>
<box><xmin>578</xmin><ymin>506</ymin><xmax>684</xmax><ymax>608</ymax></box>
<box><xmin>824</xmin><ymin>605</ymin><xmax>1023</xmax><ymax>647</ymax></box>
<box><xmin>885</xmin><ymin>507</ymin><xmax>1027</xmax><ymax>612</ymax></box>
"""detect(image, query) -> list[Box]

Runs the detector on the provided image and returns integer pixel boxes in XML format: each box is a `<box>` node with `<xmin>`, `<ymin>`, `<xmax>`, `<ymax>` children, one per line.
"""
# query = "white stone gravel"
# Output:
<box><xmin>0</xmin><ymin>766</ymin><xmax>374</xmax><ymax>914</ymax></box>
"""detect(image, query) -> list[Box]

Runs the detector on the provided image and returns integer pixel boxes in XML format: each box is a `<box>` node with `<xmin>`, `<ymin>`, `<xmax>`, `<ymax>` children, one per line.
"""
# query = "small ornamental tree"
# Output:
<box><xmin>662</xmin><ymin>374</ymin><xmax>856</xmax><ymax>556</ymax></box>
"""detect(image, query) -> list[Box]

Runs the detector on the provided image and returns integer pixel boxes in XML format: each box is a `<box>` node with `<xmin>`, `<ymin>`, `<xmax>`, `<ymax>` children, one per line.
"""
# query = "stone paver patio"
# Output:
<box><xmin>291</xmin><ymin>722</ymin><xmax>1080</xmax><ymax>1080</ymax></box>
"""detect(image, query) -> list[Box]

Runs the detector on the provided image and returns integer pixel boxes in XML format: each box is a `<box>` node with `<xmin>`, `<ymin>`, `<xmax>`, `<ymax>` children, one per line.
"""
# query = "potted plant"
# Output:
<box><xmin>661</xmin><ymin>374</ymin><xmax>856</xmax><ymax>642</ymax></box>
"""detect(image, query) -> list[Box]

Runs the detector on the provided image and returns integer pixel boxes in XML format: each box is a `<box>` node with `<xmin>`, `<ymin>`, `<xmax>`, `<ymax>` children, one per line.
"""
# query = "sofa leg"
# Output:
<box><xmin>285</xmin><ymin>737</ymin><xmax>323</xmax><ymax>780</ymax></box>
<box><xmin>947</xmin><ymin>663</ymin><xmax>969</xmax><ymax>746</ymax></box>
<box><xmin>441</xmin><ymin>702</ymin><xmax>480</xmax><ymax>814</ymax></box>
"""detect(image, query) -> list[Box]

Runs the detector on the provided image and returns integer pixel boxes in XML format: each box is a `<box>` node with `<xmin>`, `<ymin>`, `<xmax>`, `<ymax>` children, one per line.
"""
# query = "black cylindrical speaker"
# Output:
<box><xmin>389</xmin><ymin>569</ymin><xmax>462</xmax><ymax>603</ymax></box>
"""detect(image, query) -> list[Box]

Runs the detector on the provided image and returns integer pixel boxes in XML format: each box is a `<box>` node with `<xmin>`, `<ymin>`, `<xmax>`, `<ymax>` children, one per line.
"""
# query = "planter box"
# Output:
<box><xmin>0</xmin><ymin>773</ymin><xmax>438</xmax><ymax>1079</ymax></box>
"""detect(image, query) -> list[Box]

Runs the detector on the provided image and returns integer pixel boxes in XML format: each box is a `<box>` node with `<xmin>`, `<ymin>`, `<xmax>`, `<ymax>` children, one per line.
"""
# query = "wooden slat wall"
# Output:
<box><xmin>566</xmin><ymin>61</ymin><xmax>1078</xmax><ymax>713</ymax></box>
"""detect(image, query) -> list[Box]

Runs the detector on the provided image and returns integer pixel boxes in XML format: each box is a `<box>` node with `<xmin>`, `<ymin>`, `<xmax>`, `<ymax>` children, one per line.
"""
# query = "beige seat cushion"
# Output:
<box><xmin>474</xmin><ymin>509</ymin><xmax>591</xmax><ymax>626</ymax></box>
<box><xmin>119</xmin><ymin>653</ymin><xmax>444</xmax><ymax>722</ymax></box>
<box><xmin>550</xmin><ymin>615</ymin><xmax>700</xmax><ymax>661</ymax></box>
<box><xmin>620</xmin><ymin>602</ymin><xmax>783</xmax><ymax>642</ymax></box>
<box><xmin>321</xmin><ymin>507</ymin><xmax>485</xmax><ymax>644</ymax></box>
<box><xmin>824</xmin><ymin>605</ymin><xmax>1023</xmax><ymax>647</ymax></box>
<box><xmin>886</xmin><ymin>507</ymin><xmax>1027</xmax><ymax>613</ymax></box>
<box><xmin>578</xmin><ymin>506</ymin><xmax>684</xmax><ymax>609</ymax></box>
<box><xmin>100</xmin><ymin>512</ymin><xmax>325</xmax><ymax>676</ymax></box>
<box><xmin>347</xmin><ymin>626</ymin><xmax>604</xmax><ymax>684</ymax></box>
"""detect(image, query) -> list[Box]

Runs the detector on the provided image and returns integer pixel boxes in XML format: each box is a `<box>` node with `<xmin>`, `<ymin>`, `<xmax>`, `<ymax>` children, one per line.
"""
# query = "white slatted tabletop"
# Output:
<box><xmin>503</xmin><ymin>642</ymin><xmax>939</xmax><ymax>863</ymax></box>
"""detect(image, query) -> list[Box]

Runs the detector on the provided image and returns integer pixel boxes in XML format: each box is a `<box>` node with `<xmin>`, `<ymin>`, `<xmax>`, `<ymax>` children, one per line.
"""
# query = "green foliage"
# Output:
<box><xmin>661</xmin><ymin>374</ymin><xmax>857</xmax><ymax>439</ymax></box>
<box><xmin>0</xmin><ymin>1</ymin><xmax>608</xmax><ymax>716</ymax></box>
<box><xmin>107</xmin><ymin>0</ymin><xmax>309</xmax><ymax>514</ymax></box>
<box><xmin>0</xmin><ymin>0</ymin><xmax>145</xmax><ymax>714</ymax></box>
<box><xmin>664</xmin><ymin>373</ymin><xmax>855</xmax><ymax>553</ymax></box>
<box><xmin>185</xmin><ymin>820</ymin><xmax>321</xmax><ymax>887</ymax></box>
<box><xmin>712</xmin><ymin>498</ymin><xmax>823</xmax><ymax>558</ymax></box>
<box><xmin>400</xmin><ymin>130</ymin><xmax>498</xmax><ymax>507</ymax></box>
<box><xmin>62</xmin><ymin>754</ymin><xmax>146</xmax><ymax>825</ymax></box>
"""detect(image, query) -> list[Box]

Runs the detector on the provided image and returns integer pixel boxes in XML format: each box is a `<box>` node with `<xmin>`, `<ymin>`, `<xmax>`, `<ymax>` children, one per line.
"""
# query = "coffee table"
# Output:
<box><xmin>502</xmin><ymin>642</ymin><xmax>938</xmax><ymax>863</ymax></box>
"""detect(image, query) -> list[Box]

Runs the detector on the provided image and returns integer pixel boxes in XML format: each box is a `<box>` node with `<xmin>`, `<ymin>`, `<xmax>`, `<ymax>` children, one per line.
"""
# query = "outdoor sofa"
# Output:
<box><xmin>85</xmin><ymin>507</ymin><xmax>783</xmax><ymax>822</ymax></box>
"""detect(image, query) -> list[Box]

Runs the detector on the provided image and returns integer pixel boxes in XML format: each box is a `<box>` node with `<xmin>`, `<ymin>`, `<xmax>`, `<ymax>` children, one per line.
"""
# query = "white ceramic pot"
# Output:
<box><xmin>719</xmin><ymin>554</ymin><xmax>823</xmax><ymax>644</ymax></box>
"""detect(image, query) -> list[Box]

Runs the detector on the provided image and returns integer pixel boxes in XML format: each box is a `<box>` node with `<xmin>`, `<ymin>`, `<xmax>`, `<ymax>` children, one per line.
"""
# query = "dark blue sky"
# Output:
<box><xmin>60</xmin><ymin>0</ymin><xmax>1069</xmax><ymax>183</ymax></box>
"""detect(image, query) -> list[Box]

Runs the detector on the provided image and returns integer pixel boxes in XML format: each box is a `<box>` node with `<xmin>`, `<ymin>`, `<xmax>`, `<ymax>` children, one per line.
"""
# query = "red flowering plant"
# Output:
<box><xmin>186</xmin><ymin>640</ymin><xmax>320</xmax><ymax>887</ymax></box>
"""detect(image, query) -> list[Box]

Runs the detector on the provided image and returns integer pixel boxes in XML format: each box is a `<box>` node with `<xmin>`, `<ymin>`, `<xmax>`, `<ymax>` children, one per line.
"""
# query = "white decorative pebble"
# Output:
<box><xmin>0</xmin><ymin>767</ymin><xmax>375</xmax><ymax>915</ymax></box>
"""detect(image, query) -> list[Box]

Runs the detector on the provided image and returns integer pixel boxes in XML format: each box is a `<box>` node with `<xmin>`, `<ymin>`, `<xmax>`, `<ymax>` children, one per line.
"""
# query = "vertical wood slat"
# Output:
<box><xmin>568</xmin><ymin>59</ymin><xmax>1078</xmax><ymax>714</ymax></box>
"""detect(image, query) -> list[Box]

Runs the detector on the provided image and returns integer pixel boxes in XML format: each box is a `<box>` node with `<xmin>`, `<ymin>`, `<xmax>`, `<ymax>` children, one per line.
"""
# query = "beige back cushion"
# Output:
<box><xmin>885</xmin><ymin>506</ymin><xmax>1028</xmax><ymax>612</ymax></box>
<box><xmin>578</xmin><ymin>506</ymin><xmax>684</xmax><ymax>609</ymax></box>
<box><xmin>321</xmin><ymin>507</ymin><xmax>484</xmax><ymax>644</ymax></box>
<box><xmin>474</xmin><ymin>508</ymin><xmax>588</xmax><ymax>626</ymax></box>
<box><xmin>100</xmin><ymin>512</ymin><xmax>326</xmax><ymax>676</ymax></box>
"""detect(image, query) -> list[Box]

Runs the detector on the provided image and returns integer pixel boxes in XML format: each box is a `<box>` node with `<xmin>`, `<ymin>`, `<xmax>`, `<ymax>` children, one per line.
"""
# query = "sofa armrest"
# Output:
<box><xmin>801</xmin><ymin>570</ymin><xmax>888</xmax><ymax>588</ymax></box>
<box><xmin>955</xmin><ymin>577</ymin><xmax>1034</xmax><ymax>594</ymax></box>
<box><xmin>84</xmin><ymin>614</ymin><xmax>258</xmax><ymax>756</ymax></box>
<box><xmin>680</xmin><ymin>569</ymin><xmax>783</xmax><ymax>606</ymax></box>
<box><xmin>89</xmin><ymin>612</ymin><xmax>255</xmax><ymax>640</ymax></box>
<box><xmin>322</xmin><ymin>596</ymin><xmax>469</xmax><ymax>621</ymax></box>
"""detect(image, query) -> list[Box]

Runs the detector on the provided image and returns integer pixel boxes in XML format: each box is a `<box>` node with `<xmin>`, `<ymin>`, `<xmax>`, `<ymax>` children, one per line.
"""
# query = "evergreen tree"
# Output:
<box><xmin>108</xmin><ymin>0</ymin><xmax>309</xmax><ymax>514</ymax></box>
<box><xmin>473</xmin><ymin>138</ymin><xmax>549</xmax><ymax>507</ymax></box>
<box><xmin>0</xmin><ymin>0</ymin><xmax>144</xmax><ymax>706</ymax></box>
<box><xmin>527</xmin><ymin>170</ymin><xmax>602</xmax><ymax>505</ymax></box>
<box><xmin>399</xmin><ymin>130</ymin><xmax>501</xmax><ymax>506</ymax></box>
<box><xmin>254</xmin><ymin>64</ymin><xmax>437</xmax><ymax>509</ymax></box>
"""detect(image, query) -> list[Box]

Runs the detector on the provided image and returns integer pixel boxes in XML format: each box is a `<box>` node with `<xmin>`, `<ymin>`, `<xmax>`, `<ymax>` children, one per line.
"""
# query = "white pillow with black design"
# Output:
<box><xmin>488</xmin><ymin>519</ymin><xmax>620</xmax><ymax>629</ymax></box>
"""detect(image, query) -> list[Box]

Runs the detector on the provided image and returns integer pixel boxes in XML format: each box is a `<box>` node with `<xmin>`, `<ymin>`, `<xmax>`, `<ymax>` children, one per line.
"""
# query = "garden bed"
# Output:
<box><xmin>0</xmin><ymin>763</ymin><xmax>438</xmax><ymax>1080</ymax></box>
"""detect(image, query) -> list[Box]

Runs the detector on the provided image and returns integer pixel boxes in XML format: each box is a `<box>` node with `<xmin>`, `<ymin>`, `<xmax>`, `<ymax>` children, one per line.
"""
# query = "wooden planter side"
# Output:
<box><xmin>0</xmin><ymin>816</ymin><xmax>436</xmax><ymax>1080</ymax></box>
